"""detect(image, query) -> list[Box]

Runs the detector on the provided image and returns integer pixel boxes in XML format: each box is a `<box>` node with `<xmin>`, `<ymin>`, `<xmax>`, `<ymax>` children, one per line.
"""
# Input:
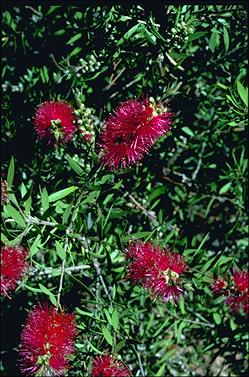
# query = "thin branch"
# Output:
<box><xmin>125</xmin><ymin>75</ymin><xmax>142</xmax><ymax>88</ymax></box>
<box><xmin>29</xmin><ymin>264</ymin><xmax>90</xmax><ymax>276</ymax></box>
<box><xmin>25</xmin><ymin>215</ymin><xmax>57</xmax><ymax>227</ymax></box>
<box><xmin>192</xmin><ymin>142</ymin><xmax>206</xmax><ymax>180</ymax></box>
<box><xmin>131</xmin><ymin>345</ymin><xmax>146</xmax><ymax>377</ymax></box>
<box><xmin>173</xmin><ymin>171</ymin><xmax>192</xmax><ymax>186</ymax></box>
<box><xmin>103</xmin><ymin>67</ymin><xmax>126</xmax><ymax>90</ymax></box>
<box><xmin>128</xmin><ymin>194</ymin><xmax>158</xmax><ymax>224</ymax></box>
<box><xmin>108</xmin><ymin>58</ymin><xmax>122</xmax><ymax>83</ymax></box>
<box><xmin>165</xmin><ymin>308</ymin><xmax>214</xmax><ymax>328</ymax></box>
<box><xmin>56</xmin><ymin>231</ymin><xmax>69</xmax><ymax>308</ymax></box>
<box><xmin>162</xmin><ymin>176</ymin><xmax>184</xmax><ymax>186</ymax></box>
<box><xmin>25</xmin><ymin>5</ymin><xmax>43</xmax><ymax>17</ymax></box>
<box><xmin>56</xmin><ymin>191</ymin><xmax>85</xmax><ymax>309</ymax></box>
<box><xmin>93</xmin><ymin>258</ymin><xmax>112</xmax><ymax>301</ymax></box>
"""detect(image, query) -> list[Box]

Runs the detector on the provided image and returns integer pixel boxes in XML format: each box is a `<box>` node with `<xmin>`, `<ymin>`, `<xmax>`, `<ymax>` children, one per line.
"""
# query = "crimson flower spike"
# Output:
<box><xmin>126</xmin><ymin>241</ymin><xmax>187</xmax><ymax>303</ymax></box>
<box><xmin>99</xmin><ymin>97</ymin><xmax>172</xmax><ymax>170</ymax></box>
<box><xmin>34</xmin><ymin>100</ymin><xmax>76</xmax><ymax>145</ymax></box>
<box><xmin>19</xmin><ymin>302</ymin><xmax>77</xmax><ymax>376</ymax></box>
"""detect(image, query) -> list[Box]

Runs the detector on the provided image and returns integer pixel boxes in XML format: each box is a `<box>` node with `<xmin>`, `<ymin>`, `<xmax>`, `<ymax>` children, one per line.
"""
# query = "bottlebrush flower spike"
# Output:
<box><xmin>226</xmin><ymin>270</ymin><xmax>249</xmax><ymax>315</ymax></box>
<box><xmin>212</xmin><ymin>270</ymin><xmax>248</xmax><ymax>315</ymax></box>
<box><xmin>99</xmin><ymin>97</ymin><xmax>172</xmax><ymax>170</ymax></box>
<box><xmin>34</xmin><ymin>100</ymin><xmax>76</xmax><ymax>144</ymax></box>
<box><xmin>1</xmin><ymin>245</ymin><xmax>28</xmax><ymax>297</ymax></box>
<box><xmin>211</xmin><ymin>278</ymin><xmax>227</xmax><ymax>295</ymax></box>
<box><xmin>92</xmin><ymin>354</ymin><xmax>131</xmax><ymax>377</ymax></box>
<box><xmin>126</xmin><ymin>241</ymin><xmax>187</xmax><ymax>303</ymax></box>
<box><xmin>233</xmin><ymin>270</ymin><xmax>249</xmax><ymax>292</ymax></box>
<box><xmin>19</xmin><ymin>303</ymin><xmax>77</xmax><ymax>376</ymax></box>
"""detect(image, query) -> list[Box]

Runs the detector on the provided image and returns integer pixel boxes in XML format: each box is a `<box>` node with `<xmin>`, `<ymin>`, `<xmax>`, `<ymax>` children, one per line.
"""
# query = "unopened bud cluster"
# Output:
<box><xmin>166</xmin><ymin>21</ymin><xmax>195</xmax><ymax>50</ymax></box>
<box><xmin>79</xmin><ymin>54</ymin><xmax>101</xmax><ymax>75</ymax></box>
<box><xmin>1</xmin><ymin>178</ymin><xmax>8</xmax><ymax>205</ymax></box>
<box><xmin>74</xmin><ymin>101</ymin><xmax>99</xmax><ymax>144</ymax></box>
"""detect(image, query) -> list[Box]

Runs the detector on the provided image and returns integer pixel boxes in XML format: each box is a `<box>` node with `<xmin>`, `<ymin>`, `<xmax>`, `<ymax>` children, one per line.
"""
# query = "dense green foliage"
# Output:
<box><xmin>1</xmin><ymin>3</ymin><xmax>248</xmax><ymax>376</ymax></box>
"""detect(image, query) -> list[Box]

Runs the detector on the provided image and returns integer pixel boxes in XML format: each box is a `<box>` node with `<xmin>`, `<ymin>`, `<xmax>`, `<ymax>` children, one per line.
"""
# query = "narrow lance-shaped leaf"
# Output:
<box><xmin>48</xmin><ymin>186</ymin><xmax>78</xmax><ymax>203</ymax></box>
<box><xmin>7</xmin><ymin>156</ymin><xmax>15</xmax><ymax>187</ymax></box>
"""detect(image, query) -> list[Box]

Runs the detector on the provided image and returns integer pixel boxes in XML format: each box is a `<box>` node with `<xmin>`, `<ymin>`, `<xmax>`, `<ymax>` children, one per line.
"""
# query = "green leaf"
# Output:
<box><xmin>48</xmin><ymin>186</ymin><xmax>77</xmax><ymax>203</ymax></box>
<box><xmin>55</xmin><ymin>241</ymin><xmax>66</xmax><ymax>260</ymax></box>
<box><xmin>30</xmin><ymin>234</ymin><xmax>42</xmax><ymax>256</ymax></box>
<box><xmin>111</xmin><ymin>309</ymin><xmax>119</xmax><ymax>331</ymax></box>
<box><xmin>46</xmin><ymin>5</ymin><xmax>61</xmax><ymax>15</ymax></box>
<box><xmin>7</xmin><ymin>156</ymin><xmax>15</xmax><ymax>187</ymax></box>
<box><xmin>67</xmin><ymin>33</ymin><xmax>82</xmax><ymax>45</ymax></box>
<box><xmin>192</xmin><ymin>233</ymin><xmax>210</xmax><ymax>260</ymax></box>
<box><xmin>5</xmin><ymin>204</ymin><xmax>26</xmax><ymax>228</ymax></box>
<box><xmin>66</xmin><ymin>154</ymin><xmax>83</xmax><ymax>175</ymax></box>
<box><xmin>209</xmin><ymin>30</ymin><xmax>218</xmax><ymax>52</ymax></box>
<box><xmin>62</xmin><ymin>203</ymin><xmax>73</xmax><ymax>224</ymax></box>
<box><xmin>76</xmin><ymin>307</ymin><xmax>99</xmax><ymax>319</ymax></box>
<box><xmin>182</xmin><ymin>126</ymin><xmax>194</xmax><ymax>137</ymax></box>
<box><xmin>38</xmin><ymin>284</ymin><xmax>57</xmax><ymax>306</ymax></box>
<box><xmin>236</xmin><ymin>82</ymin><xmax>248</xmax><ymax>107</ymax></box>
<box><xmin>219</xmin><ymin>181</ymin><xmax>232</xmax><ymax>194</ymax></box>
<box><xmin>24</xmin><ymin>196</ymin><xmax>32</xmax><ymax>214</ymax></box>
<box><xmin>115</xmin><ymin>340</ymin><xmax>126</xmax><ymax>353</ymax></box>
<box><xmin>38</xmin><ymin>283</ymin><xmax>53</xmax><ymax>295</ymax></box>
<box><xmin>123</xmin><ymin>24</ymin><xmax>141</xmax><ymax>40</ymax></box>
<box><xmin>156</xmin><ymin>364</ymin><xmax>166</xmax><ymax>376</ymax></box>
<box><xmin>188</xmin><ymin>31</ymin><xmax>207</xmax><ymax>41</ymax></box>
<box><xmin>48</xmin><ymin>294</ymin><xmax>57</xmax><ymax>306</ymax></box>
<box><xmin>69</xmin><ymin>46</ymin><xmax>82</xmax><ymax>58</ymax></box>
<box><xmin>149</xmin><ymin>186</ymin><xmax>166</xmax><ymax>202</ymax></box>
<box><xmin>223</xmin><ymin>26</ymin><xmax>229</xmax><ymax>52</ymax></box>
<box><xmin>81</xmin><ymin>191</ymin><xmax>99</xmax><ymax>205</ymax></box>
<box><xmin>20</xmin><ymin>183</ymin><xmax>27</xmax><ymax>198</ymax></box>
<box><xmin>103</xmin><ymin>194</ymin><xmax>114</xmax><ymax>206</ymax></box>
<box><xmin>201</xmin><ymin>256</ymin><xmax>216</xmax><ymax>272</ymax></box>
<box><xmin>123</xmin><ymin>231</ymin><xmax>153</xmax><ymax>242</ymax></box>
<box><xmin>102</xmin><ymin>326</ymin><xmax>113</xmax><ymax>346</ymax></box>
<box><xmin>25</xmin><ymin>284</ymin><xmax>42</xmax><ymax>293</ymax></box>
<box><xmin>41</xmin><ymin>188</ymin><xmax>49</xmax><ymax>212</ymax></box>
<box><xmin>213</xmin><ymin>312</ymin><xmax>222</xmax><ymax>325</ymax></box>
<box><xmin>54</xmin><ymin>29</ymin><xmax>66</xmax><ymax>36</ymax></box>
<box><xmin>43</xmin><ymin>66</ymin><xmax>49</xmax><ymax>83</ymax></box>
<box><xmin>117</xmin><ymin>24</ymin><xmax>140</xmax><ymax>45</ymax></box>
<box><xmin>143</xmin><ymin>27</ymin><xmax>157</xmax><ymax>45</ymax></box>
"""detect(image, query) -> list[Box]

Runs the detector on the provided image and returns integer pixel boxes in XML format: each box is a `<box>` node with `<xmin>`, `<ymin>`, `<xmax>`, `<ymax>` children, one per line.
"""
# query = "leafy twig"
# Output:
<box><xmin>56</xmin><ymin>191</ymin><xmax>85</xmax><ymax>309</ymax></box>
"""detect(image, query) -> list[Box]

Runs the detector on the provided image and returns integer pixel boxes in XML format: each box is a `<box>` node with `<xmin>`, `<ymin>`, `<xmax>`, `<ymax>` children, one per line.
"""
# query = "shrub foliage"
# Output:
<box><xmin>1</xmin><ymin>3</ymin><xmax>248</xmax><ymax>376</ymax></box>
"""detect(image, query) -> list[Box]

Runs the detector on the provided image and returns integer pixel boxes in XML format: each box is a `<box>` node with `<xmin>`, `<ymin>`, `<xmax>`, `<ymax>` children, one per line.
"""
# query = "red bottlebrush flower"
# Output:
<box><xmin>225</xmin><ymin>293</ymin><xmax>248</xmax><ymax>314</ymax></box>
<box><xmin>233</xmin><ymin>270</ymin><xmax>249</xmax><ymax>292</ymax></box>
<box><xmin>19</xmin><ymin>303</ymin><xmax>77</xmax><ymax>376</ymax></box>
<box><xmin>99</xmin><ymin>98</ymin><xmax>172</xmax><ymax>170</ymax></box>
<box><xmin>212</xmin><ymin>270</ymin><xmax>249</xmax><ymax>315</ymax></box>
<box><xmin>34</xmin><ymin>101</ymin><xmax>76</xmax><ymax>144</ymax></box>
<box><xmin>1</xmin><ymin>178</ymin><xmax>8</xmax><ymax>205</ymax></box>
<box><xmin>126</xmin><ymin>241</ymin><xmax>187</xmax><ymax>303</ymax></box>
<box><xmin>92</xmin><ymin>355</ymin><xmax>131</xmax><ymax>377</ymax></box>
<box><xmin>211</xmin><ymin>278</ymin><xmax>227</xmax><ymax>295</ymax></box>
<box><xmin>1</xmin><ymin>245</ymin><xmax>28</xmax><ymax>297</ymax></box>
<box><xmin>228</xmin><ymin>270</ymin><xmax>249</xmax><ymax>315</ymax></box>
